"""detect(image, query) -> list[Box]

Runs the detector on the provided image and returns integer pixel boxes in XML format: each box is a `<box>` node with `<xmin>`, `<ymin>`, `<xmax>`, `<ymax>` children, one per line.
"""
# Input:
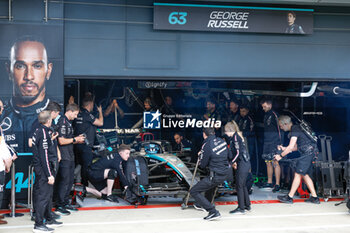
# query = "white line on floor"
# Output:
<box><xmin>171</xmin><ymin>224</ymin><xmax>350</xmax><ymax>233</ymax></box>
<box><xmin>1</xmin><ymin>211</ymin><xmax>348</xmax><ymax>230</ymax></box>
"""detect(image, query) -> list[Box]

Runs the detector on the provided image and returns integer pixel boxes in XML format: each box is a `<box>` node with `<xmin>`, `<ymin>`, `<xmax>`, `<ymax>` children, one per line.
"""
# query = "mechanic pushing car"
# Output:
<box><xmin>190</xmin><ymin>127</ymin><xmax>232</xmax><ymax>221</ymax></box>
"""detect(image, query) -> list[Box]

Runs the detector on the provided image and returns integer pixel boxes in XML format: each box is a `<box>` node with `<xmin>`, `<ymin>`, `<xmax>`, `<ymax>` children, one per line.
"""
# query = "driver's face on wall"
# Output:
<box><xmin>287</xmin><ymin>13</ymin><xmax>296</xmax><ymax>25</ymax></box>
<box><xmin>8</xmin><ymin>41</ymin><xmax>52</xmax><ymax>106</ymax></box>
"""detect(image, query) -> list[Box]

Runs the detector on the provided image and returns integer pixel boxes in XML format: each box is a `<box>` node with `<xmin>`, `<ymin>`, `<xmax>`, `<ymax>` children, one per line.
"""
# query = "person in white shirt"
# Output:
<box><xmin>0</xmin><ymin>126</ymin><xmax>14</xmax><ymax>224</ymax></box>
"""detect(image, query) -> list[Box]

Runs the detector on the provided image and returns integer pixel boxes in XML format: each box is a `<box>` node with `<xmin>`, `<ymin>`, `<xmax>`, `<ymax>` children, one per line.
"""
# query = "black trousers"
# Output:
<box><xmin>57</xmin><ymin>160</ymin><xmax>75</xmax><ymax>207</ymax></box>
<box><xmin>190</xmin><ymin>173</ymin><xmax>227</xmax><ymax>214</ymax></box>
<box><xmin>246</xmin><ymin>137</ymin><xmax>256</xmax><ymax>174</ymax></box>
<box><xmin>76</xmin><ymin>144</ymin><xmax>93</xmax><ymax>186</ymax></box>
<box><xmin>236</xmin><ymin>160</ymin><xmax>251</xmax><ymax>210</ymax></box>
<box><xmin>33</xmin><ymin>169</ymin><xmax>53</xmax><ymax>226</ymax></box>
<box><xmin>33</xmin><ymin>161</ymin><xmax>57</xmax><ymax>214</ymax></box>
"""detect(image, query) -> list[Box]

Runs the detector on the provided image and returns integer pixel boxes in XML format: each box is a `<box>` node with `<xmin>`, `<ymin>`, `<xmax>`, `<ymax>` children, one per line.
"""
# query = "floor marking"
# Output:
<box><xmin>1</xmin><ymin>198</ymin><xmax>343</xmax><ymax>214</ymax></box>
<box><xmin>1</xmin><ymin>211</ymin><xmax>348</xmax><ymax>230</ymax></box>
<box><xmin>170</xmin><ymin>224</ymin><xmax>350</xmax><ymax>233</ymax></box>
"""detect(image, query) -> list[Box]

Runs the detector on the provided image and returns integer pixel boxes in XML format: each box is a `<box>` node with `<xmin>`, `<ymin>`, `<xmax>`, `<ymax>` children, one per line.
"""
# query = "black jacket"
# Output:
<box><xmin>228</xmin><ymin>110</ymin><xmax>241</xmax><ymax>124</ymax></box>
<box><xmin>31</xmin><ymin>124</ymin><xmax>56</xmax><ymax>178</ymax></box>
<box><xmin>74</xmin><ymin>108</ymin><xmax>96</xmax><ymax>147</ymax></box>
<box><xmin>199</xmin><ymin>135</ymin><xmax>231</xmax><ymax>176</ymax></box>
<box><xmin>263</xmin><ymin>110</ymin><xmax>281</xmax><ymax>145</ymax></box>
<box><xmin>57</xmin><ymin>115</ymin><xmax>75</xmax><ymax>161</ymax></box>
<box><xmin>30</xmin><ymin>118</ymin><xmax>59</xmax><ymax>161</ymax></box>
<box><xmin>285</xmin><ymin>24</ymin><xmax>305</xmax><ymax>34</ymax></box>
<box><xmin>229</xmin><ymin>133</ymin><xmax>250</xmax><ymax>163</ymax></box>
<box><xmin>173</xmin><ymin>138</ymin><xmax>193</xmax><ymax>152</ymax></box>
<box><xmin>205</xmin><ymin>108</ymin><xmax>221</xmax><ymax>122</ymax></box>
<box><xmin>238</xmin><ymin>115</ymin><xmax>255</xmax><ymax>138</ymax></box>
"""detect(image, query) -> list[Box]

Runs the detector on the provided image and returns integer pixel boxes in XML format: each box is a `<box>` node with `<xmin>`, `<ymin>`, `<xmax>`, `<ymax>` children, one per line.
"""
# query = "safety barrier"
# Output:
<box><xmin>4</xmin><ymin>162</ymin><xmax>23</xmax><ymax>217</ymax></box>
<box><xmin>27</xmin><ymin>164</ymin><xmax>34</xmax><ymax>218</ymax></box>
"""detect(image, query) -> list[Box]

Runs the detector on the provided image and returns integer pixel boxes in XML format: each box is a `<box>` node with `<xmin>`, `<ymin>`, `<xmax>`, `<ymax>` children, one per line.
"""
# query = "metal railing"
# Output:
<box><xmin>4</xmin><ymin>162</ymin><xmax>23</xmax><ymax>217</ymax></box>
<box><xmin>28</xmin><ymin>164</ymin><xmax>35</xmax><ymax>218</ymax></box>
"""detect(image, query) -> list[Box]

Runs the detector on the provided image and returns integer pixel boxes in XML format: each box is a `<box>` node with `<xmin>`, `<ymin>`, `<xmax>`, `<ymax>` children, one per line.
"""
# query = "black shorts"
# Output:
<box><xmin>263</xmin><ymin>142</ymin><xmax>279</xmax><ymax>162</ymax></box>
<box><xmin>263</xmin><ymin>142</ymin><xmax>279</xmax><ymax>154</ymax></box>
<box><xmin>295</xmin><ymin>155</ymin><xmax>314</xmax><ymax>176</ymax></box>
<box><xmin>87</xmin><ymin>169</ymin><xmax>106</xmax><ymax>191</ymax></box>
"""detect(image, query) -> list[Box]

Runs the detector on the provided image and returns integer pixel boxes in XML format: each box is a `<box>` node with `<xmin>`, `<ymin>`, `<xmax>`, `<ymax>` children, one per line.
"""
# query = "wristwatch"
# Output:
<box><xmin>73</xmin><ymin>137</ymin><xmax>76</xmax><ymax>143</ymax></box>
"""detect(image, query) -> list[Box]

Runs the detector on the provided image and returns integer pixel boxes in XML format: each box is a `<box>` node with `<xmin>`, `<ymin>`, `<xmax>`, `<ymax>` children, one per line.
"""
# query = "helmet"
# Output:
<box><xmin>144</xmin><ymin>143</ymin><xmax>160</xmax><ymax>154</ymax></box>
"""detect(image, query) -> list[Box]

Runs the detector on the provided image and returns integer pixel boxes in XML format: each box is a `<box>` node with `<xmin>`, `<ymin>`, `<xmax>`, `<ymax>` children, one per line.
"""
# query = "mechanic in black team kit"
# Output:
<box><xmin>190</xmin><ymin>128</ymin><xmax>231</xmax><ymax>221</ymax></box>
<box><xmin>55</xmin><ymin>103</ymin><xmax>85</xmax><ymax>215</ymax></box>
<box><xmin>261</xmin><ymin>98</ymin><xmax>282</xmax><ymax>192</ymax></box>
<box><xmin>276</xmin><ymin>115</ymin><xmax>320</xmax><ymax>204</ymax></box>
<box><xmin>225</xmin><ymin>121</ymin><xmax>252</xmax><ymax>214</ymax></box>
<box><xmin>85</xmin><ymin>144</ymin><xmax>130</xmax><ymax>202</ymax></box>
<box><xmin>74</xmin><ymin>96</ymin><xmax>103</xmax><ymax>186</ymax></box>
<box><xmin>32</xmin><ymin>111</ymin><xmax>62</xmax><ymax>233</ymax></box>
<box><xmin>227</xmin><ymin>99</ymin><xmax>241</xmax><ymax>123</ymax></box>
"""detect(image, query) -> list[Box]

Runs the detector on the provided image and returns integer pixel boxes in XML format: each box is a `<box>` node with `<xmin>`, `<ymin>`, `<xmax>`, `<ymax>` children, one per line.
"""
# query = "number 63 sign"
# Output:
<box><xmin>168</xmin><ymin>12</ymin><xmax>188</xmax><ymax>25</ymax></box>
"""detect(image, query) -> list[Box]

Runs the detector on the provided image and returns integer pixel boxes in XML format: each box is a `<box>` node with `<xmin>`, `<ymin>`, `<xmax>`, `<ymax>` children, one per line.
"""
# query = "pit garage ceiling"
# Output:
<box><xmin>195</xmin><ymin>0</ymin><xmax>350</xmax><ymax>7</ymax></box>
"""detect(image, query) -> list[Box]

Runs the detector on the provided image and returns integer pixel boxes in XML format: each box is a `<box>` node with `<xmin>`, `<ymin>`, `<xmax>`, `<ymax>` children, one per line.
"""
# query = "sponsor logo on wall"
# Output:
<box><xmin>143</xmin><ymin>111</ymin><xmax>221</xmax><ymax>129</ymax></box>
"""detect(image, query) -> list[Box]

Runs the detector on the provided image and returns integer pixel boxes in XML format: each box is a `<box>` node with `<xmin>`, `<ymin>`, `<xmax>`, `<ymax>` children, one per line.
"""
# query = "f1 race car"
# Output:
<box><xmin>92</xmin><ymin>129</ymin><xmax>234</xmax><ymax>206</ymax></box>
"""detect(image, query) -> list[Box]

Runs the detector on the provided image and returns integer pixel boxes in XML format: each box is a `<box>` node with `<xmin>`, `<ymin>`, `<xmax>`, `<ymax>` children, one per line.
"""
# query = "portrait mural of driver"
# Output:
<box><xmin>0</xmin><ymin>36</ymin><xmax>61</xmax><ymax>152</ymax></box>
<box><xmin>285</xmin><ymin>11</ymin><xmax>305</xmax><ymax>34</ymax></box>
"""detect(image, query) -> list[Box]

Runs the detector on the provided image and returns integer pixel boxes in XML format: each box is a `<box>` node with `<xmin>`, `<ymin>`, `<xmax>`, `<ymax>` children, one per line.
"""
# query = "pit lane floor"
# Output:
<box><xmin>1</xmin><ymin>197</ymin><xmax>349</xmax><ymax>233</ymax></box>
<box><xmin>75</xmin><ymin>184</ymin><xmax>303</xmax><ymax>207</ymax></box>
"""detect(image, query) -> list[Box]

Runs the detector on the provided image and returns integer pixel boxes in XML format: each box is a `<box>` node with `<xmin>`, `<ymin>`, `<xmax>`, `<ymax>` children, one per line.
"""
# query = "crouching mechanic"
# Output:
<box><xmin>275</xmin><ymin>115</ymin><xmax>320</xmax><ymax>204</ymax></box>
<box><xmin>190</xmin><ymin>128</ymin><xmax>231</xmax><ymax>221</ymax></box>
<box><xmin>85</xmin><ymin>144</ymin><xmax>130</xmax><ymax>202</ymax></box>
